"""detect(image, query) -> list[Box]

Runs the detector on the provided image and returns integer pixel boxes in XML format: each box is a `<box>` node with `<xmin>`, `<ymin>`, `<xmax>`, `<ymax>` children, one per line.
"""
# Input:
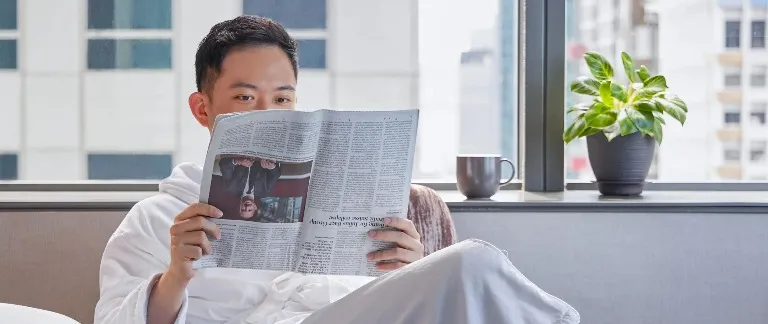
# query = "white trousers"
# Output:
<box><xmin>301</xmin><ymin>239</ymin><xmax>580</xmax><ymax>324</ymax></box>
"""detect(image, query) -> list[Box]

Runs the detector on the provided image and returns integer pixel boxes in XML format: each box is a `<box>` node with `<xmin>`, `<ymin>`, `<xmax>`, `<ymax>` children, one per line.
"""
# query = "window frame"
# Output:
<box><xmin>5</xmin><ymin>0</ymin><xmax>768</xmax><ymax>192</ymax></box>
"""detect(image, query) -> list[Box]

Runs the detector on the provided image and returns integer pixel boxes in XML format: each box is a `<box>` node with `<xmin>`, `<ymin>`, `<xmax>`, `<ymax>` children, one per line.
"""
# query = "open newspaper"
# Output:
<box><xmin>193</xmin><ymin>109</ymin><xmax>419</xmax><ymax>277</ymax></box>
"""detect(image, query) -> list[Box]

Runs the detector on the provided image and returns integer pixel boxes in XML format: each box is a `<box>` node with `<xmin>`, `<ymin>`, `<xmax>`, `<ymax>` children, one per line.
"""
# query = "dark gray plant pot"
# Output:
<box><xmin>586</xmin><ymin>131</ymin><xmax>655</xmax><ymax>196</ymax></box>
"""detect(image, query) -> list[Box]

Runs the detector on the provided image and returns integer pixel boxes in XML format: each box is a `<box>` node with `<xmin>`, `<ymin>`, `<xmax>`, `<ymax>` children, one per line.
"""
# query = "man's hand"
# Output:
<box><xmin>367</xmin><ymin>217</ymin><xmax>424</xmax><ymax>271</ymax></box>
<box><xmin>149</xmin><ymin>203</ymin><xmax>222</xmax><ymax>324</ymax></box>
<box><xmin>235</xmin><ymin>157</ymin><xmax>254</xmax><ymax>168</ymax></box>
<box><xmin>260</xmin><ymin>159</ymin><xmax>277</xmax><ymax>169</ymax></box>
<box><xmin>167</xmin><ymin>203</ymin><xmax>223</xmax><ymax>283</ymax></box>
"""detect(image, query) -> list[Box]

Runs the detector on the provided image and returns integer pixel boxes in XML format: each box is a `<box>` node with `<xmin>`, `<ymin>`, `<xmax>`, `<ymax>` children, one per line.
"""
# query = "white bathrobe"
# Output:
<box><xmin>94</xmin><ymin>163</ymin><xmax>580</xmax><ymax>324</ymax></box>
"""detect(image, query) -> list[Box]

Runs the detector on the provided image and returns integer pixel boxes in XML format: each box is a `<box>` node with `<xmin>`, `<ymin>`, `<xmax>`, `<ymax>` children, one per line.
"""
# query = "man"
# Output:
<box><xmin>95</xmin><ymin>16</ymin><xmax>579</xmax><ymax>324</ymax></box>
<box><xmin>218</xmin><ymin>156</ymin><xmax>282</xmax><ymax>198</ymax></box>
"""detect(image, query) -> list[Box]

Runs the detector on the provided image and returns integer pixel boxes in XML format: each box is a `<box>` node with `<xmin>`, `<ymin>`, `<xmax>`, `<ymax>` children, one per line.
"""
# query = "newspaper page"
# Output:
<box><xmin>193</xmin><ymin>109</ymin><xmax>419</xmax><ymax>277</ymax></box>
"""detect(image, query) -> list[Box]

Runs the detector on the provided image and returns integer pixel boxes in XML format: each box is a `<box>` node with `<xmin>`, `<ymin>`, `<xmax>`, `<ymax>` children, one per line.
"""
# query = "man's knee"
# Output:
<box><xmin>419</xmin><ymin>239</ymin><xmax>508</xmax><ymax>279</ymax></box>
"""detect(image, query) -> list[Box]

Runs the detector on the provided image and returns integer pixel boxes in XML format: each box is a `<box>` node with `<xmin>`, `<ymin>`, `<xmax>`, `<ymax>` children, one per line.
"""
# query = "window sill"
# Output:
<box><xmin>0</xmin><ymin>188</ymin><xmax>765</xmax><ymax>213</ymax></box>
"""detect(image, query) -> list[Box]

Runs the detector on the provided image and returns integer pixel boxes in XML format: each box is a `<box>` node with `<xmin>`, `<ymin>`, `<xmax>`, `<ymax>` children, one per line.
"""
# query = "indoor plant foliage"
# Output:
<box><xmin>564</xmin><ymin>51</ymin><xmax>689</xmax><ymax>196</ymax></box>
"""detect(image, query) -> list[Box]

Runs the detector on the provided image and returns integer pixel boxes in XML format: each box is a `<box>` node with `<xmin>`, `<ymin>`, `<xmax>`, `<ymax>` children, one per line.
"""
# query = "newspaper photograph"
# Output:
<box><xmin>193</xmin><ymin>109</ymin><xmax>419</xmax><ymax>277</ymax></box>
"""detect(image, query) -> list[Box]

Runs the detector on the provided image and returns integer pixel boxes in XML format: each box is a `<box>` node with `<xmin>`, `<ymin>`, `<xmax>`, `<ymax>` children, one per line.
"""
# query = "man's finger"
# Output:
<box><xmin>175</xmin><ymin>203</ymin><xmax>223</xmax><ymax>222</ymax></box>
<box><xmin>172</xmin><ymin>216</ymin><xmax>221</xmax><ymax>239</ymax></box>
<box><xmin>178</xmin><ymin>231</ymin><xmax>213</xmax><ymax>255</ymax></box>
<box><xmin>179</xmin><ymin>245</ymin><xmax>203</xmax><ymax>261</ymax></box>
<box><xmin>376</xmin><ymin>261</ymin><xmax>407</xmax><ymax>271</ymax></box>
<box><xmin>368</xmin><ymin>229</ymin><xmax>421</xmax><ymax>252</ymax></box>
<box><xmin>367</xmin><ymin>247</ymin><xmax>418</xmax><ymax>263</ymax></box>
<box><xmin>383</xmin><ymin>217</ymin><xmax>420</xmax><ymax>240</ymax></box>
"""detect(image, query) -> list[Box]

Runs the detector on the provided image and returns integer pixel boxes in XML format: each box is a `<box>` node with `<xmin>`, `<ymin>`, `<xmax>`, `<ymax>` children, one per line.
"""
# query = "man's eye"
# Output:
<box><xmin>236</xmin><ymin>95</ymin><xmax>254</xmax><ymax>101</ymax></box>
<box><xmin>276</xmin><ymin>97</ymin><xmax>292</xmax><ymax>103</ymax></box>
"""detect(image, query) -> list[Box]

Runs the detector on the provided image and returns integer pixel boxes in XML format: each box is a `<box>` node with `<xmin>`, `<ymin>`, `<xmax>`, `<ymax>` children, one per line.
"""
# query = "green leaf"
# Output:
<box><xmin>652</xmin><ymin>118</ymin><xmax>664</xmax><ymax>144</ymax></box>
<box><xmin>599</xmin><ymin>81</ymin><xmax>613</xmax><ymax>106</ymax></box>
<box><xmin>610</xmin><ymin>83</ymin><xmax>628</xmax><ymax>102</ymax></box>
<box><xmin>633</xmin><ymin>100</ymin><xmax>657</xmax><ymax>113</ymax></box>
<box><xmin>569</xmin><ymin>76</ymin><xmax>601</xmax><ymax>96</ymax></box>
<box><xmin>620</xmin><ymin>117</ymin><xmax>639</xmax><ymax>136</ymax></box>
<box><xmin>582</xmin><ymin>127</ymin><xmax>602</xmax><ymax>137</ymax></box>
<box><xmin>584</xmin><ymin>109</ymin><xmax>618</xmax><ymax>128</ymax></box>
<box><xmin>566</xmin><ymin>102</ymin><xmax>592</xmax><ymax>115</ymax></box>
<box><xmin>637</xmin><ymin>65</ymin><xmax>651</xmax><ymax>82</ymax></box>
<box><xmin>653</xmin><ymin>97</ymin><xmax>687</xmax><ymax>125</ymax></box>
<box><xmin>584</xmin><ymin>51</ymin><xmax>614</xmax><ymax>80</ymax></box>
<box><xmin>563</xmin><ymin>115</ymin><xmax>588</xmax><ymax>144</ymax></box>
<box><xmin>621</xmin><ymin>52</ymin><xmax>637</xmax><ymax>83</ymax></box>
<box><xmin>664</xmin><ymin>93</ymin><xmax>689</xmax><ymax>113</ymax></box>
<box><xmin>603</xmin><ymin>123</ymin><xmax>621</xmax><ymax>141</ymax></box>
<box><xmin>625</xmin><ymin>107</ymin><xmax>655</xmax><ymax>134</ymax></box>
<box><xmin>653</xmin><ymin>112</ymin><xmax>666</xmax><ymax>125</ymax></box>
<box><xmin>643</xmin><ymin>75</ymin><xmax>668</xmax><ymax>90</ymax></box>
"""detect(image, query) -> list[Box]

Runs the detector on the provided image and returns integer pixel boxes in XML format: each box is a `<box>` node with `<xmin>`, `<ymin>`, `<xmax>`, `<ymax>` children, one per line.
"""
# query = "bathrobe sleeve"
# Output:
<box><xmin>94</xmin><ymin>198</ymin><xmax>189</xmax><ymax>324</ymax></box>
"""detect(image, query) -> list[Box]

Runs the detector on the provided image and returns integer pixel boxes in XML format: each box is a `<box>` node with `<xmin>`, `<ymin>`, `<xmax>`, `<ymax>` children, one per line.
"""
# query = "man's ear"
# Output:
<box><xmin>188</xmin><ymin>91</ymin><xmax>210</xmax><ymax>129</ymax></box>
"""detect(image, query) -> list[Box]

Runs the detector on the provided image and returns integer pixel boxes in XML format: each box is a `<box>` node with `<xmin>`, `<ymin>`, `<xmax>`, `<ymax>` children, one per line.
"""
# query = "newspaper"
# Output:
<box><xmin>193</xmin><ymin>109</ymin><xmax>419</xmax><ymax>277</ymax></box>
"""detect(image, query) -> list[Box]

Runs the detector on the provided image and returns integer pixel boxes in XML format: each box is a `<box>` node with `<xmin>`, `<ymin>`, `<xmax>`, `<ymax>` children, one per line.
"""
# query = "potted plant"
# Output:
<box><xmin>563</xmin><ymin>51</ymin><xmax>688</xmax><ymax>196</ymax></box>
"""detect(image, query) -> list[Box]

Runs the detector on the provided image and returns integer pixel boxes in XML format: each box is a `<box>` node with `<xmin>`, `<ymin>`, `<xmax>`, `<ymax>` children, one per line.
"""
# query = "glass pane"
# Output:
<box><xmin>11</xmin><ymin>0</ymin><xmax>513</xmax><ymax>182</ymax></box>
<box><xmin>0</xmin><ymin>0</ymin><xmax>16</xmax><ymax>30</ymax></box>
<box><xmin>0</xmin><ymin>39</ymin><xmax>16</xmax><ymax>69</ymax></box>
<box><xmin>297</xmin><ymin>39</ymin><xmax>326</xmax><ymax>69</ymax></box>
<box><xmin>88</xmin><ymin>39</ymin><xmax>172</xmax><ymax>69</ymax></box>
<box><xmin>0</xmin><ymin>154</ymin><xmax>18</xmax><ymax>180</ymax></box>
<box><xmin>88</xmin><ymin>0</ymin><xmax>171</xmax><ymax>29</ymax></box>
<box><xmin>243</xmin><ymin>0</ymin><xmax>326</xmax><ymax>29</ymax></box>
<box><xmin>88</xmin><ymin>154</ymin><xmax>173</xmax><ymax>180</ymax></box>
<box><xmin>565</xmin><ymin>0</ymin><xmax>768</xmax><ymax>181</ymax></box>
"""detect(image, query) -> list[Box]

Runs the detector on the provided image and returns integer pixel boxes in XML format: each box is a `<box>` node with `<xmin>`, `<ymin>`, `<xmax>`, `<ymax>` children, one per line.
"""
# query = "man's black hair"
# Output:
<box><xmin>195</xmin><ymin>15</ymin><xmax>298</xmax><ymax>93</ymax></box>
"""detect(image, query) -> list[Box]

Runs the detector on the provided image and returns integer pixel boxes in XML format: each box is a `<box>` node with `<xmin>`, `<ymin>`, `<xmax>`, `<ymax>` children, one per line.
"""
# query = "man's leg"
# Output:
<box><xmin>302</xmin><ymin>239</ymin><xmax>580</xmax><ymax>324</ymax></box>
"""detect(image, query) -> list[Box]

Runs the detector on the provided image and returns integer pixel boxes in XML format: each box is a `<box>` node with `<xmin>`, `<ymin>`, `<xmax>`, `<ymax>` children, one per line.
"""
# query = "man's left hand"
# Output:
<box><xmin>260</xmin><ymin>159</ymin><xmax>276</xmax><ymax>169</ymax></box>
<box><xmin>367</xmin><ymin>217</ymin><xmax>424</xmax><ymax>271</ymax></box>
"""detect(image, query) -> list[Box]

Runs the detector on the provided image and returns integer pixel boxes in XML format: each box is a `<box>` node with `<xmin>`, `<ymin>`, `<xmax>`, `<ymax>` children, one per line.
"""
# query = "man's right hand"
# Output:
<box><xmin>167</xmin><ymin>203</ymin><xmax>223</xmax><ymax>284</ymax></box>
<box><xmin>149</xmin><ymin>203</ymin><xmax>222</xmax><ymax>324</ymax></box>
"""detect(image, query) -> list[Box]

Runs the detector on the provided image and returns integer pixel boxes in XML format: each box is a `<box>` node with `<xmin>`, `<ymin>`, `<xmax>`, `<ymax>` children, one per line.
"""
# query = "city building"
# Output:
<box><xmin>653</xmin><ymin>0</ymin><xmax>768</xmax><ymax>180</ymax></box>
<box><xmin>0</xmin><ymin>0</ymin><xmax>419</xmax><ymax>180</ymax></box>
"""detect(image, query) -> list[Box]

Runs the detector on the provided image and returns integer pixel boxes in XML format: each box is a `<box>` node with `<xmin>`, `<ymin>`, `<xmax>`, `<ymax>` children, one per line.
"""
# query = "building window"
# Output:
<box><xmin>726</xmin><ymin>20</ymin><xmax>741</xmax><ymax>48</ymax></box>
<box><xmin>87</xmin><ymin>39</ymin><xmax>172</xmax><ymax>69</ymax></box>
<box><xmin>0</xmin><ymin>153</ymin><xmax>18</xmax><ymax>180</ymax></box>
<box><xmin>724</xmin><ymin>146</ymin><xmax>742</xmax><ymax>162</ymax></box>
<box><xmin>87</xmin><ymin>0</ymin><xmax>172</xmax><ymax>70</ymax></box>
<box><xmin>243</xmin><ymin>0</ymin><xmax>327</xmax><ymax>29</ymax></box>
<box><xmin>297</xmin><ymin>39</ymin><xmax>326</xmax><ymax>69</ymax></box>
<box><xmin>88</xmin><ymin>154</ymin><xmax>172</xmax><ymax>180</ymax></box>
<box><xmin>0</xmin><ymin>0</ymin><xmax>16</xmax><ymax>30</ymax></box>
<box><xmin>750</xmin><ymin>141</ymin><xmax>766</xmax><ymax>163</ymax></box>
<box><xmin>88</xmin><ymin>0</ymin><xmax>171</xmax><ymax>29</ymax></box>
<box><xmin>751</xmin><ymin>102</ymin><xmax>767</xmax><ymax>126</ymax></box>
<box><xmin>0</xmin><ymin>0</ymin><xmax>16</xmax><ymax>70</ymax></box>
<box><xmin>752</xmin><ymin>21</ymin><xmax>766</xmax><ymax>48</ymax></box>
<box><xmin>724</xmin><ymin>70</ymin><xmax>741</xmax><ymax>87</ymax></box>
<box><xmin>724</xmin><ymin>111</ymin><xmax>741</xmax><ymax>125</ymax></box>
<box><xmin>0</xmin><ymin>39</ymin><xmax>16</xmax><ymax>69</ymax></box>
<box><xmin>751</xmin><ymin>65</ymin><xmax>767</xmax><ymax>87</ymax></box>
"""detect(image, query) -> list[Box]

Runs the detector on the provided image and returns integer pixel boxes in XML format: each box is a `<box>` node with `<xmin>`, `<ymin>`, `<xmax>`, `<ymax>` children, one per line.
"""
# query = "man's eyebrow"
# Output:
<box><xmin>229</xmin><ymin>82</ymin><xmax>295</xmax><ymax>92</ymax></box>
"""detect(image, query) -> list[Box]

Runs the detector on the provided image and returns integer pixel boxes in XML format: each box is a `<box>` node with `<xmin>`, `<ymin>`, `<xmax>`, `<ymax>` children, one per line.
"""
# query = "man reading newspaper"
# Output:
<box><xmin>95</xmin><ymin>16</ymin><xmax>579</xmax><ymax>324</ymax></box>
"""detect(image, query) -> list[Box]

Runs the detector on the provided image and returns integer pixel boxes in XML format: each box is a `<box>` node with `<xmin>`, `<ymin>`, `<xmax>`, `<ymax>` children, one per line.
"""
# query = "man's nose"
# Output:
<box><xmin>254</xmin><ymin>96</ymin><xmax>270</xmax><ymax>110</ymax></box>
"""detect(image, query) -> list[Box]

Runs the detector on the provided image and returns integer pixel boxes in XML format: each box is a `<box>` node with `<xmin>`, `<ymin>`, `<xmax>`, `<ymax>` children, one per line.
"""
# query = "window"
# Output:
<box><xmin>750</xmin><ymin>65</ymin><xmax>767</xmax><ymax>87</ymax></box>
<box><xmin>88</xmin><ymin>154</ymin><xmax>172</xmax><ymax>180</ymax></box>
<box><xmin>297</xmin><ymin>39</ymin><xmax>326</xmax><ymax>69</ymax></box>
<box><xmin>725</xmin><ymin>20</ymin><xmax>741</xmax><ymax>48</ymax></box>
<box><xmin>87</xmin><ymin>39</ymin><xmax>172</xmax><ymax>69</ymax></box>
<box><xmin>0</xmin><ymin>0</ymin><xmax>16</xmax><ymax>69</ymax></box>
<box><xmin>724</xmin><ymin>109</ymin><xmax>741</xmax><ymax>125</ymax></box>
<box><xmin>0</xmin><ymin>154</ymin><xmax>18</xmax><ymax>180</ymax></box>
<box><xmin>752</xmin><ymin>20</ymin><xmax>765</xmax><ymax>48</ymax></box>
<box><xmin>751</xmin><ymin>102</ymin><xmax>767</xmax><ymax>126</ymax></box>
<box><xmin>725</xmin><ymin>70</ymin><xmax>742</xmax><ymax>87</ymax></box>
<box><xmin>88</xmin><ymin>0</ymin><xmax>171</xmax><ymax>29</ymax></box>
<box><xmin>87</xmin><ymin>0</ymin><xmax>172</xmax><ymax>70</ymax></box>
<box><xmin>750</xmin><ymin>141</ymin><xmax>766</xmax><ymax>163</ymax></box>
<box><xmin>723</xmin><ymin>142</ymin><xmax>742</xmax><ymax>162</ymax></box>
<box><xmin>243</xmin><ymin>0</ymin><xmax>327</xmax><ymax>29</ymax></box>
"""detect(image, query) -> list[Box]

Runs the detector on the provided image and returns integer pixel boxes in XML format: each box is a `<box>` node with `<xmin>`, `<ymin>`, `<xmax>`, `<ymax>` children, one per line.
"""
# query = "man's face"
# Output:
<box><xmin>240</xmin><ymin>195</ymin><xmax>257</xmax><ymax>219</ymax></box>
<box><xmin>189</xmin><ymin>46</ymin><xmax>297</xmax><ymax>132</ymax></box>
